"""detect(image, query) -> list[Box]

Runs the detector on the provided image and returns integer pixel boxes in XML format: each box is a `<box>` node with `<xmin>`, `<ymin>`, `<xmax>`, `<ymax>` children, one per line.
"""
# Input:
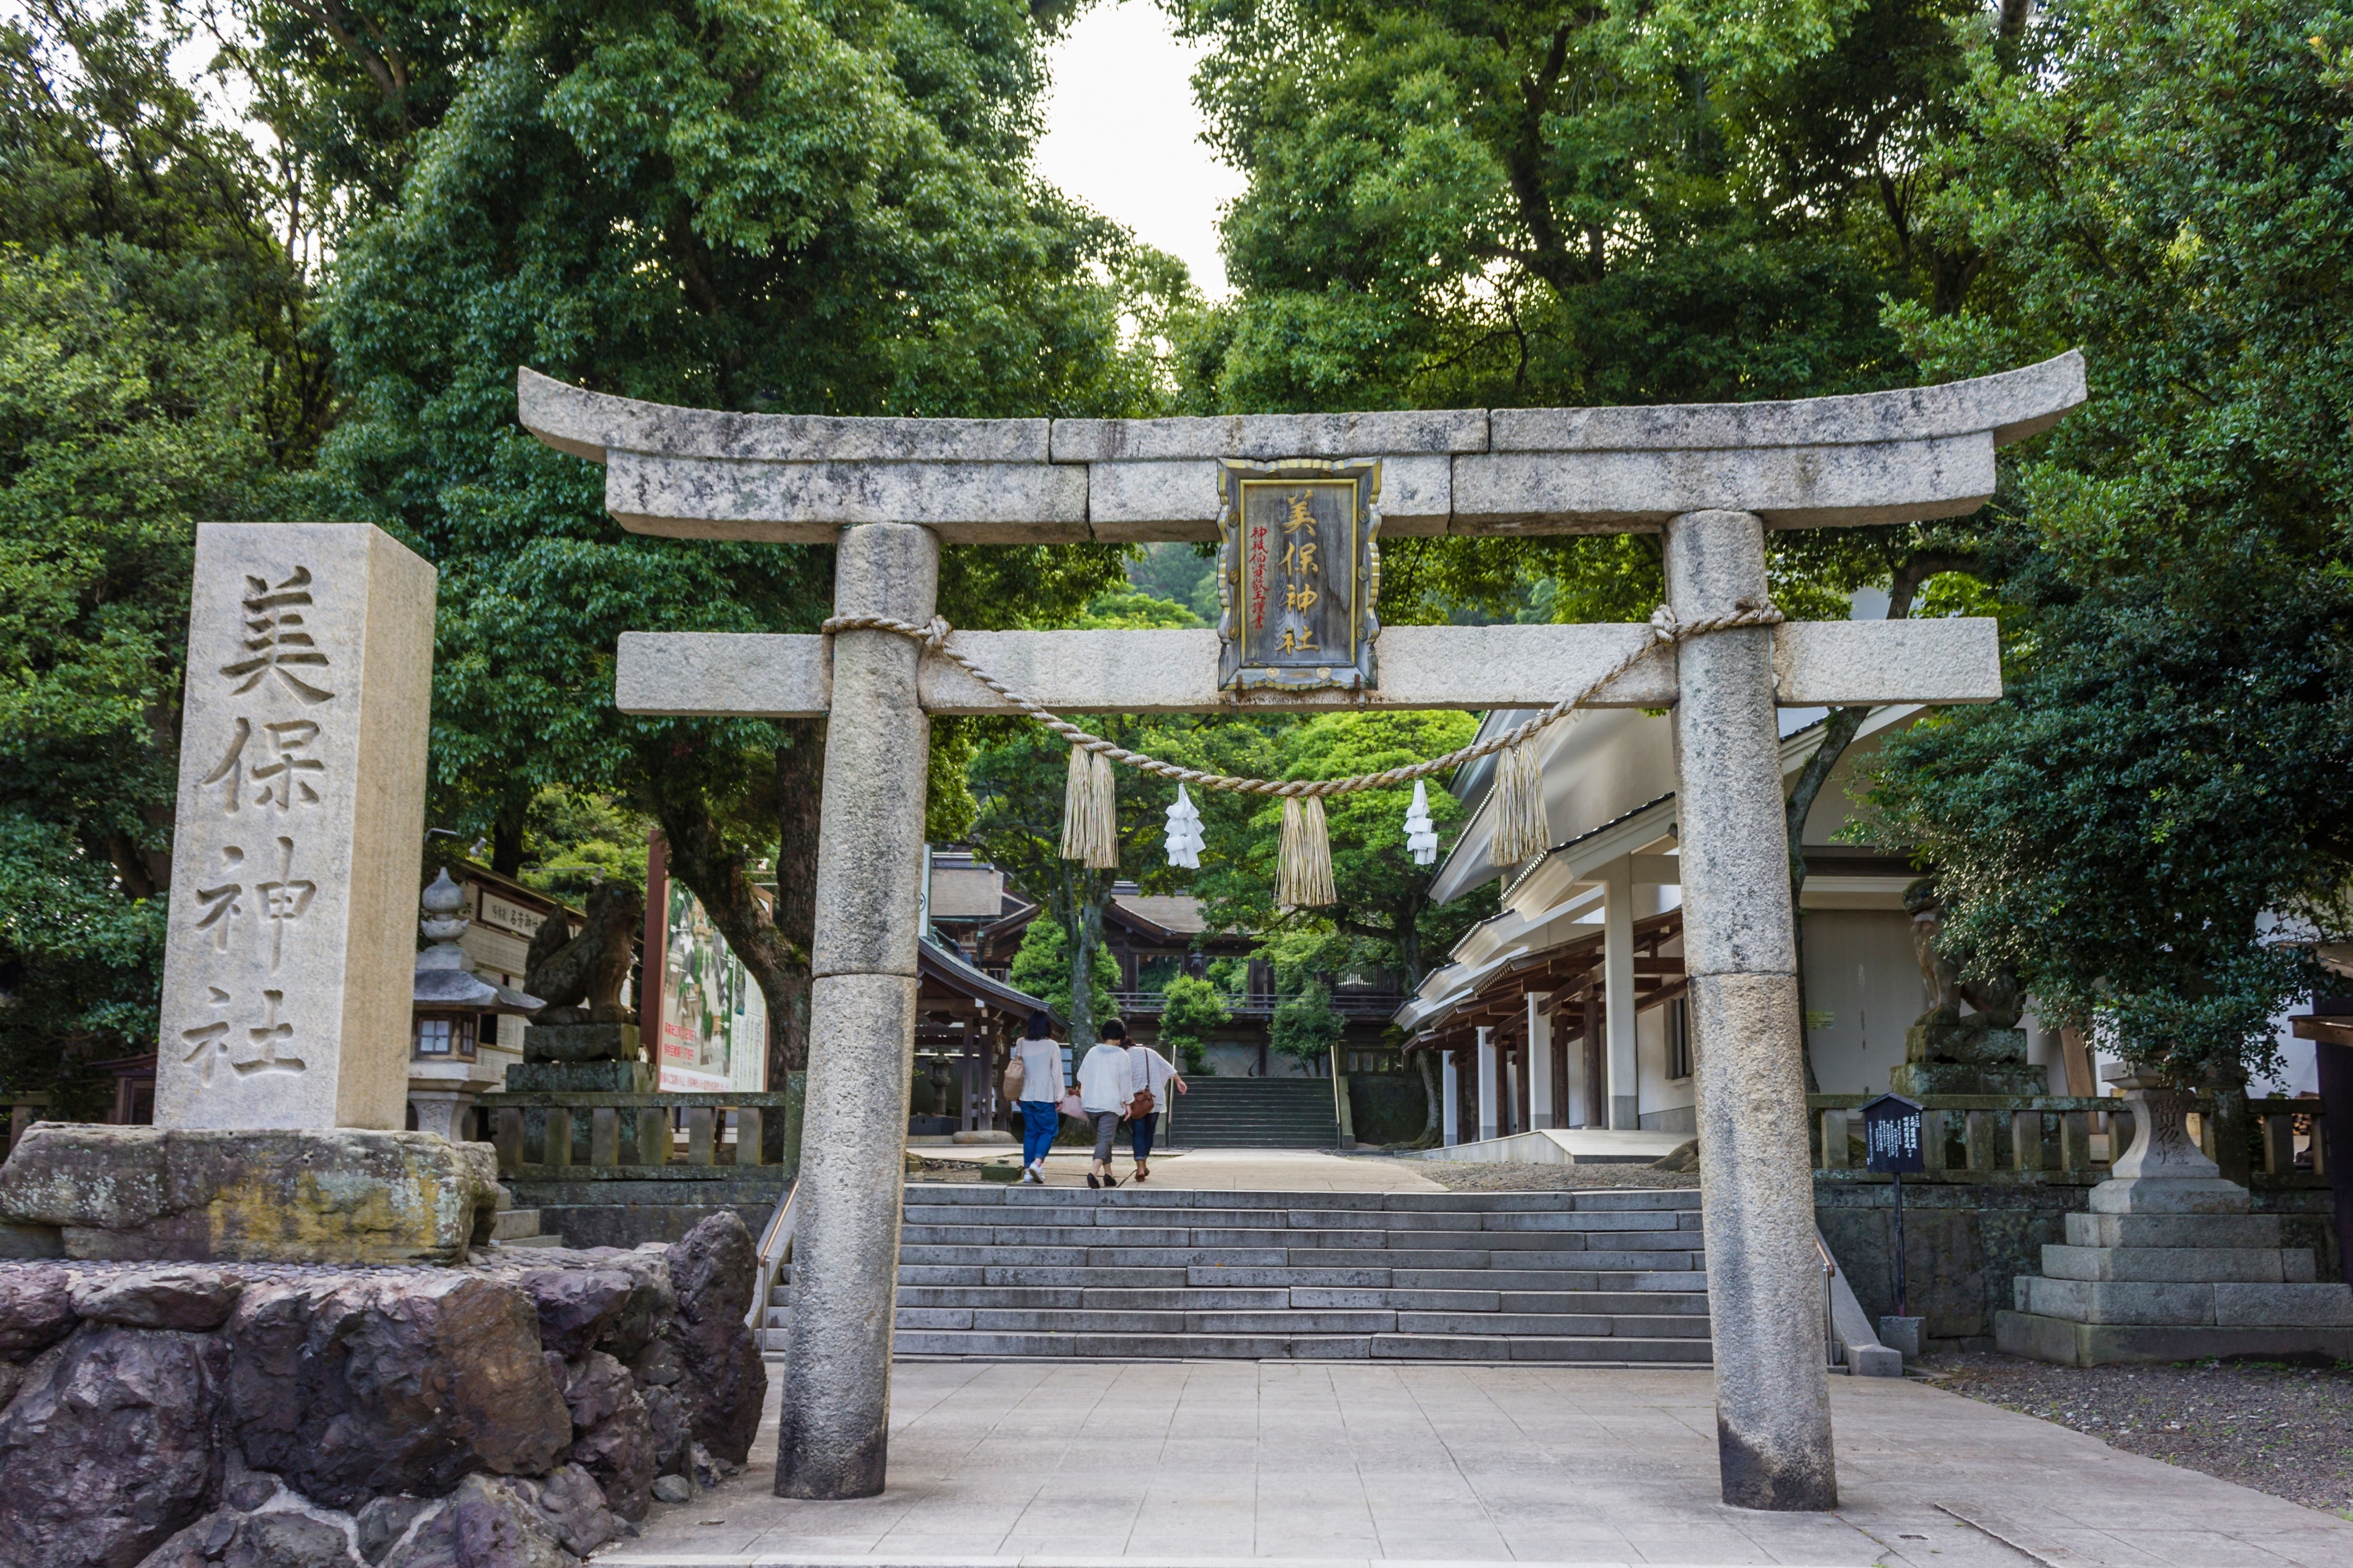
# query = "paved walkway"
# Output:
<box><xmin>596</xmin><ymin>1363</ymin><xmax>2352</xmax><ymax>1567</ymax></box>
<box><xmin>912</xmin><ymin>1148</ymin><xmax>1447</xmax><ymax>1194</ymax></box>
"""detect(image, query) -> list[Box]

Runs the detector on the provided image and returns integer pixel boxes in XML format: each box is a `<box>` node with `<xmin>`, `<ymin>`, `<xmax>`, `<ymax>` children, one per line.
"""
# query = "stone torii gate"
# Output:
<box><xmin>518</xmin><ymin>352</ymin><xmax>2085</xmax><ymax>1510</ymax></box>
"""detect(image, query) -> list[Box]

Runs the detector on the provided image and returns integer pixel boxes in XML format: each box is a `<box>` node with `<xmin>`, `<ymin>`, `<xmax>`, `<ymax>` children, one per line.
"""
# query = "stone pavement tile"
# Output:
<box><xmin>616</xmin><ymin>1362</ymin><xmax>2353</xmax><ymax>1567</ymax></box>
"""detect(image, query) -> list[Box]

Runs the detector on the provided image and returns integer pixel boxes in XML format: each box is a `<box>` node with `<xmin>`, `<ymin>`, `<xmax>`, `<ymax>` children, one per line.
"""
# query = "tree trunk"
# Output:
<box><xmin>770</xmin><ymin>718</ymin><xmax>825</xmax><ymax>1075</ymax></box>
<box><xmin>1068</xmin><ymin>877</ymin><xmax>1108</xmax><ymax>1047</ymax></box>
<box><xmin>1413</xmin><ymin>1048</ymin><xmax>1443</xmax><ymax>1148</ymax></box>
<box><xmin>491</xmin><ymin>809</ymin><xmax>526</xmax><ymax>879</ymax></box>
<box><xmin>637</xmin><ymin>771</ymin><xmax>799</xmax><ymax>1084</ymax></box>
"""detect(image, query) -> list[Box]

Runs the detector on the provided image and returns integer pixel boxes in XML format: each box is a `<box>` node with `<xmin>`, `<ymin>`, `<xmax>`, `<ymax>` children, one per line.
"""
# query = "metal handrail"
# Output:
<box><xmin>746</xmin><ymin>1175</ymin><xmax>801</xmax><ymax>1333</ymax></box>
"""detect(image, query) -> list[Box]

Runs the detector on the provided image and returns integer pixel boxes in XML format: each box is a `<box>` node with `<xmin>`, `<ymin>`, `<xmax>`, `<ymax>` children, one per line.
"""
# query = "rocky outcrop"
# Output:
<box><xmin>661</xmin><ymin>1213</ymin><xmax>765</xmax><ymax>1464</ymax></box>
<box><xmin>0</xmin><ymin>1241</ymin><xmax>763</xmax><ymax>1568</ymax></box>
<box><xmin>227</xmin><ymin>1273</ymin><xmax>572</xmax><ymax>1510</ymax></box>
<box><xmin>0</xmin><ymin>1324</ymin><xmax>228</xmax><ymax>1568</ymax></box>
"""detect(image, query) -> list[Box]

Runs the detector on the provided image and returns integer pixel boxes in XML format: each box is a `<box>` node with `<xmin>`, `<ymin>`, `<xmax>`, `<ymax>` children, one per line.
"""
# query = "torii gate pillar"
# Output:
<box><xmin>776</xmin><ymin>523</ymin><xmax>938</xmax><ymax>1499</ymax></box>
<box><xmin>1665</xmin><ymin>509</ymin><xmax>1834</xmax><ymax>1508</ymax></box>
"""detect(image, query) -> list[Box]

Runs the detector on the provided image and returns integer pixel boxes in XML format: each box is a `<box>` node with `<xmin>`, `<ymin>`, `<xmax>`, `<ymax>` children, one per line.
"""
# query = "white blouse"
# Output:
<box><xmin>1010</xmin><ymin>1037</ymin><xmax>1065</xmax><ymax>1103</ymax></box>
<box><xmin>1077</xmin><ymin>1042</ymin><xmax>1134</xmax><ymax>1113</ymax></box>
<box><xmin>1126</xmin><ymin>1045</ymin><xmax>1180</xmax><ymax>1100</ymax></box>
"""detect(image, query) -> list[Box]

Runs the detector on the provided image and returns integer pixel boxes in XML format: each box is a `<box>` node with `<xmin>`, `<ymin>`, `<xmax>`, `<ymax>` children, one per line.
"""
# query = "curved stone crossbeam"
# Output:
<box><xmin>518</xmin><ymin>352</ymin><xmax>2083</xmax><ymax>544</ymax></box>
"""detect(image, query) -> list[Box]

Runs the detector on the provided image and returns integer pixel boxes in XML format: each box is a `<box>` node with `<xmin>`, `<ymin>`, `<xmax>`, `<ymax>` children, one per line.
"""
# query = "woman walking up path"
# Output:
<box><xmin>1121</xmin><ymin>1032</ymin><xmax>1186</xmax><ymax>1183</ymax></box>
<box><xmin>1008</xmin><ymin>1010</ymin><xmax>1065</xmax><ymax>1185</ymax></box>
<box><xmin>1077</xmin><ymin>1021</ymin><xmax>1136</xmax><ymax>1189</ymax></box>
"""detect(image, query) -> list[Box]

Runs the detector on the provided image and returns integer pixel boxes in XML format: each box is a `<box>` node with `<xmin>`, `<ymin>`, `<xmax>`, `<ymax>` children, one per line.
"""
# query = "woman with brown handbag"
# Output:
<box><xmin>1009</xmin><ymin>1010</ymin><xmax>1064</xmax><ymax>1184</ymax></box>
<box><xmin>1118</xmin><ymin>1024</ymin><xmax>1186</xmax><ymax>1183</ymax></box>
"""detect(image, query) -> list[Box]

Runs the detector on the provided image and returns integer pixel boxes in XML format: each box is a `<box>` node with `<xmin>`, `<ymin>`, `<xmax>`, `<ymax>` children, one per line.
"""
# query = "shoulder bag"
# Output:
<box><xmin>1002</xmin><ymin>1051</ymin><xmax>1026</xmax><ymax>1102</ymax></box>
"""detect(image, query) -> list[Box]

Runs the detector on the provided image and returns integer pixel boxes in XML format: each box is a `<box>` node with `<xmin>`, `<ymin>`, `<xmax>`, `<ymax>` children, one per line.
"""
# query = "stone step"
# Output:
<box><xmin>887</xmin><ymin>1329</ymin><xmax>1711</xmax><ymax>1363</ymax></box>
<box><xmin>898</xmin><ymin>1224</ymin><xmax>1678</xmax><ymax>1253</ymax></box>
<box><xmin>491</xmin><ymin>1233</ymin><xmax>567</xmax><ymax>1250</ymax></box>
<box><xmin>489</xmin><ymin>1208</ymin><xmax>548</xmax><ymax>1242</ymax></box>
<box><xmin>2040</xmin><ymin>1243</ymin><xmax>2317</xmax><ymax>1284</ymax></box>
<box><xmin>904</xmin><ymin>1185</ymin><xmax>1699</xmax><ymax>1213</ymax></box>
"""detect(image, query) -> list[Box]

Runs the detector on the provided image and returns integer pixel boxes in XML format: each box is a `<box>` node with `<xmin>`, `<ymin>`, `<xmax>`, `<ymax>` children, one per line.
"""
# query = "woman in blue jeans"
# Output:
<box><xmin>1009</xmin><ymin>1010</ymin><xmax>1065</xmax><ymax>1184</ymax></box>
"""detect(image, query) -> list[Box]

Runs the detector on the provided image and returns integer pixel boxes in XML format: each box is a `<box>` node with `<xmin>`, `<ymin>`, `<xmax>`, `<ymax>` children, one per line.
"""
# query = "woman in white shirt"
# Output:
<box><xmin>1009</xmin><ymin>1010</ymin><xmax>1066</xmax><ymax>1184</ymax></box>
<box><xmin>1076</xmin><ymin>1021</ymin><xmax>1138</xmax><ymax>1189</ymax></box>
<box><xmin>1120</xmin><ymin>1027</ymin><xmax>1186</xmax><ymax>1183</ymax></box>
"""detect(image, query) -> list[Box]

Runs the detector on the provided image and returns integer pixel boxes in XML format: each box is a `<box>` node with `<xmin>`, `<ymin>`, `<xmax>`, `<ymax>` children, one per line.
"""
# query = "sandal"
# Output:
<box><xmin>1134</xmin><ymin>1163</ymin><xmax>1149</xmax><ymax>1183</ymax></box>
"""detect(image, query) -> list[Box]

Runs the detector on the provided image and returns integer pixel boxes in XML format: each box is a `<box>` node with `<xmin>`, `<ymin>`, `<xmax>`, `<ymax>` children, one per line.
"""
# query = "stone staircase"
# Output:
<box><xmin>765</xmin><ymin>1183</ymin><xmax>1710</xmax><ymax>1362</ymax></box>
<box><xmin>486</xmin><ymin>1184</ymin><xmax>563</xmax><ymax>1249</ymax></box>
<box><xmin>1171</xmin><ymin>1077</ymin><xmax>1340</xmax><ymax>1148</ymax></box>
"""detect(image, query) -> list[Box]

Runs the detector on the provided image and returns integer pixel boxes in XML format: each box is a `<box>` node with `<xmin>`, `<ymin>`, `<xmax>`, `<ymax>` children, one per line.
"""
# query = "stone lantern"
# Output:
<box><xmin>410</xmin><ymin>868</ymin><xmax>543</xmax><ymax>1140</ymax></box>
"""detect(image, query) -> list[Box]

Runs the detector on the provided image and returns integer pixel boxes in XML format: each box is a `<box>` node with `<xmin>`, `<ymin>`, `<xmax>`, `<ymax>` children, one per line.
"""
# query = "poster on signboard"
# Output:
<box><xmin>657</xmin><ymin>880</ymin><xmax>768</xmax><ymax>1093</ymax></box>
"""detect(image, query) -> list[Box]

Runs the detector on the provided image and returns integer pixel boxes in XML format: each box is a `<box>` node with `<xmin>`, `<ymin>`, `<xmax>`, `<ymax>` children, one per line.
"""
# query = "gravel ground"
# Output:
<box><xmin>1410</xmin><ymin>1157</ymin><xmax>1700</xmax><ymax>1191</ymax></box>
<box><xmin>1922</xmin><ymin>1350</ymin><xmax>2353</xmax><ymax>1519</ymax></box>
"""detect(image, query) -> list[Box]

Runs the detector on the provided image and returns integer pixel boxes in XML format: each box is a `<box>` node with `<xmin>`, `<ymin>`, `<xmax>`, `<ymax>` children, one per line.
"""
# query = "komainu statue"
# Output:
<box><xmin>1895</xmin><ymin>878</ymin><xmax>2042</xmax><ymax>1096</ymax></box>
<box><xmin>523</xmin><ymin>882</ymin><xmax>645</xmax><ymax>1025</ymax></box>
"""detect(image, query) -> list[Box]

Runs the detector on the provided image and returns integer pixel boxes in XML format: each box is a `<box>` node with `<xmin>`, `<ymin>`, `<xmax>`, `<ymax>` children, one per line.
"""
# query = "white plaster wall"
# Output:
<box><xmin>1799</xmin><ymin>909</ymin><xmax>1929</xmax><ymax>1094</ymax></box>
<box><xmin>1636</xmin><ymin>1001</ymin><xmax>1696</xmax><ymax>1133</ymax></box>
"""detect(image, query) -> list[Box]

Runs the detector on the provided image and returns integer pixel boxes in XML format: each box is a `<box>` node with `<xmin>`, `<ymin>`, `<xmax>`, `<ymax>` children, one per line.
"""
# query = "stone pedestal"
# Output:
<box><xmin>1892</xmin><ymin>1021</ymin><xmax>2045</xmax><ymax>1099</ymax></box>
<box><xmin>523</xmin><ymin>1022</ymin><xmax>642</xmax><ymax>1063</ymax></box>
<box><xmin>0</xmin><ymin>1124</ymin><xmax>499</xmax><ymax>1264</ymax></box>
<box><xmin>1997</xmin><ymin>1070</ymin><xmax>2353</xmax><ymax>1363</ymax></box>
<box><xmin>505</xmin><ymin>1061</ymin><xmax>656</xmax><ymax>1093</ymax></box>
<box><xmin>407</xmin><ymin>1058</ymin><xmax>506</xmax><ymax>1142</ymax></box>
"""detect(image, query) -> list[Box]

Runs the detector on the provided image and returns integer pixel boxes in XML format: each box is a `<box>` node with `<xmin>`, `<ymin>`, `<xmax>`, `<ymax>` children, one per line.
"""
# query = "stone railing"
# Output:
<box><xmin>478</xmin><ymin>1091</ymin><xmax>797</xmax><ymax>1178</ymax></box>
<box><xmin>3</xmin><ymin>1091</ymin><xmax>48</xmax><ymax>1160</ymax></box>
<box><xmin>1807</xmin><ymin>1093</ymin><xmax>2328</xmax><ymax>1187</ymax></box>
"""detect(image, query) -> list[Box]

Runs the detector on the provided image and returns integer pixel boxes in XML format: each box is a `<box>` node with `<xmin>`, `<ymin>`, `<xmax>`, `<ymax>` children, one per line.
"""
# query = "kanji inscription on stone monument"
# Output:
<box><xmin>154</xmin><ymin>523</ymin><xmax>437</xmax><ymax>1131</ymax></box>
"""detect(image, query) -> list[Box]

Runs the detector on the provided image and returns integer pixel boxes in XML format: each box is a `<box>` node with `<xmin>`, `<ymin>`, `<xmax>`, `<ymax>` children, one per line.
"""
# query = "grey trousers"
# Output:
<box><xmin>1091</xmin><ymin>1111</ymin><xmax>1121</xmax><ymax>1162</ymax></box>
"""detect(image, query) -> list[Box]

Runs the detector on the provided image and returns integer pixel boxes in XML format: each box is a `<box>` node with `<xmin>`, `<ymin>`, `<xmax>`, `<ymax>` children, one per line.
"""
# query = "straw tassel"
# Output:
<box><xmin>1490</xmin><ymin>737</ymin><xmax>1550</xmax><ymax>866</ymax></box>
<box><xmin>1060</xmin><ymin>746</ymin><xmax>1119</xmax><ymax>868</ymax></box>
<box><xmin>1276</xmin><ymin>795</ymin><xmax>1337</xmax><ymax>908</ymax></box>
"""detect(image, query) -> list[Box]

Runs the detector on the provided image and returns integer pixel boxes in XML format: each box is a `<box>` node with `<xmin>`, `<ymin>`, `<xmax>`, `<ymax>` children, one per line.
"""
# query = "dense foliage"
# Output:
<box><xmin>1859</xmin><ymin>0</ymin><xmax>2353</xmax><ymax>1081</ymax></box>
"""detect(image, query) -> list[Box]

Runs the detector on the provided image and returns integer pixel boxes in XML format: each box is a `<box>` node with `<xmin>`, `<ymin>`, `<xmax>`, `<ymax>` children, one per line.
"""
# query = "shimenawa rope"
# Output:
<box><xmin>817</xmin><ymin>598</ymin><xmax>1784</xmax><ymax>799</ymax></box>
<box><xmin>822</xmin><ymin>599</ymin><xmax>1780</xmax><ymax>900</ymax></box>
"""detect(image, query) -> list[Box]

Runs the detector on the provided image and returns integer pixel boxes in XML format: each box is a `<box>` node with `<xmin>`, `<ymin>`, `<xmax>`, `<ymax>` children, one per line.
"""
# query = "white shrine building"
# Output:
<box><xmin>1396</xmin><ymin>635</ymin><xmax>2071</xmax><ymax>1145</ymax></box>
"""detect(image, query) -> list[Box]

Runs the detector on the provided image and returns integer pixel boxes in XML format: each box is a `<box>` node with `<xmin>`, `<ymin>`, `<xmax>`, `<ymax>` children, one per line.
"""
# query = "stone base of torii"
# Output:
<box><xmin>517</xmin><ymin>354</ymin><xmax>2086</xmax><ymax>1510</ymax></box>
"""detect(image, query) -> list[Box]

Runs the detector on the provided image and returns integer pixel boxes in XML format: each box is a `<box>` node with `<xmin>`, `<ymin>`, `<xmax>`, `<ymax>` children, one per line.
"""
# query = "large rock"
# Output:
<box><xmin>556</xmin><ymin>1353</ymin><xmax>653</xmax><ymax>1521</ymax></box>
<box><xmin>135</xmin><ymin>1507</ymin><xmax>360</xmax><ymax>1568</ymax></box>
<box><xmin>0</xmin><ymin>1324</ymin><xmax>228</xmax><ymax>1568</ymax></box>
<box><xmin>379</xmin><ymin>1475</ymin><xmax>578</xmax><ymax>1568</ymax></box>
<box><xmin>0</xmin><ymin>1127</ymin><xmax>499</xmax><ymax>1265</ymax></box>
<box><xmin>70</xmin><ymin>1268</ymin><xmax>244</xmax><ymax>1332</ymax></box>
<box><xmin>638</xmin><ymin>1385</ymin><xmax>691</xmax><ymax>1480</ymax></box>
<box><xmin>227</xmin><ymin>1273</ymin><xmax>570</xmax><ymax>1511</ymax></box>
<box><xmin>662</xmin><ymin>1213</ymin><xmax>765</xmax><ymax>1464</ymax></box>
<box><xmin>0</xmin><ymin>1262</ymin><xmax>76</xmax><ymax>1355</ymax></box>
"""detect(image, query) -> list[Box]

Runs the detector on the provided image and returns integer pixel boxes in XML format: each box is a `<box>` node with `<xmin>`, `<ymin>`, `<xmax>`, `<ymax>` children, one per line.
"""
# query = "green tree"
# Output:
<box><xmin>1860</xmin><ymin>0</ymin><xmax>2353</xmax><ymax>1085</ymax></box>
<box><xmin>291</xmin><ymin>0</ymin><xmax>1183</xmax><ymax>1078</ymax></box>
<box><xmin>1007</xmin><ymin>917</ymin><xmax>1121</xmax><ymax>1023</ymax></box>
<box><xmin>1155</xmin><ymin>972</ymin><xmax>1229</xmax><ymax>1074</ymax></box>
<box><xmin>0</xmin><ymin>2</ymin><xmax>312</xmax><ymax>1107</ymax></box>
<box><xmin>1268</xmin><ymin>977</ymin><xmax>1343</xmax><ymax>1069</ymax></box>
<box><xmin>1194</xmin><ymin>710</ymin><xmax>1493</xmax><ymax>1137</ymax></box>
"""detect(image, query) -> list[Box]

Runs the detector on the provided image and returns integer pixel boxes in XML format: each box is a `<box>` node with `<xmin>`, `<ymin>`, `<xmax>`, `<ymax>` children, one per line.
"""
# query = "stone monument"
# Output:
<box><xmin>517</xmin><ymin>351</ymin><xmax>2090</xmax><ymax>1510</ymax></box>
<box><xmin>1999</xmin><ymin>1064</ymin><xmax>2353</xmax><ymax>1363</ymax></box>
<box><xmin>0</xmin><ymin>523</ymin><xmax>501</xmax><ymax>1264</ymax></box>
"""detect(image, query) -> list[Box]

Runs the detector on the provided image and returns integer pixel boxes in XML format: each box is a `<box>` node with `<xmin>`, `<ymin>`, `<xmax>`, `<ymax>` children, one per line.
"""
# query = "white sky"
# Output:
<box><xmin>1034</xmin><ymin>2</ymin><xmax>1245</xmax><ymax>297</ymax></box>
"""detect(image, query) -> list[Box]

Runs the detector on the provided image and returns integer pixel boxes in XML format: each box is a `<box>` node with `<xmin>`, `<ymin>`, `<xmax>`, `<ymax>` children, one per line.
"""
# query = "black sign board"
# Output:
<box><xmin>1214</xmin><ymin>460</ymin><xmax>1382</xmax><ymax>692</ymax></box>
<box><xmin>1860</xmin><ymin>1092</ymin><xmax>1925</xmax><ymax>1175</ymax></box>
